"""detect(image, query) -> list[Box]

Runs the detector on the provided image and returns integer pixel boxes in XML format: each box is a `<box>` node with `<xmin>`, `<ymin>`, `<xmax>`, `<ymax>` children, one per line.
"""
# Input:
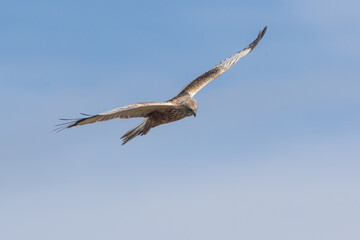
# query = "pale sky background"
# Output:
<box><xmin>1</xmin><ymin>0</ymin><xmax>360</xmax><ymax>239</ymax></box>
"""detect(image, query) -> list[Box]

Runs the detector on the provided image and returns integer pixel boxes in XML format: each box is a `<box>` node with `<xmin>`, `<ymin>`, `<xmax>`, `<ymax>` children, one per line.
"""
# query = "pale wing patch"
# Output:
<box><xmin>215</xmin><ymin>48</ymin><xmax>251</xmax><ymax>70</ymax></box>
<box><xmin>99</xmin><ymin>102</ymin><xmax>173</xmax><ymax>116</ymax></box>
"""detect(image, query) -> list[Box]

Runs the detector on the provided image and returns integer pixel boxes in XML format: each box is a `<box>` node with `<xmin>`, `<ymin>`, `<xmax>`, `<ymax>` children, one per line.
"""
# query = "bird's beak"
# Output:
<box><xmin>193</xmin><ymin>111</ymin><xmax>196</xmax><ymax>117</ymax></box>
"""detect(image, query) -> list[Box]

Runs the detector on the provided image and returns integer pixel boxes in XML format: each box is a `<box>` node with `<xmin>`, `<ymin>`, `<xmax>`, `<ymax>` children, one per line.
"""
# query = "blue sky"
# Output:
<box><xmin>1</xmin><ymin>0</ymin><xmax>359</xmax><ymax>239</ymax></box>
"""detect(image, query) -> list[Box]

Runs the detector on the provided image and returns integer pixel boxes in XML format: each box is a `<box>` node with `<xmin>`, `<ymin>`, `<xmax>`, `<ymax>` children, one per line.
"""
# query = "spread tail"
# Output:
<box><xmin>121</xmin><ymin>119</ymin><xmax>150</xmax><ymax>145</ymax></box>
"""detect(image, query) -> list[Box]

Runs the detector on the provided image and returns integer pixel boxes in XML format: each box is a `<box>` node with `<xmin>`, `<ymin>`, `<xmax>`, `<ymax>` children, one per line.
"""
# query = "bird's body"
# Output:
<box><xmin>121</xmin><ymin>94</ymin><xmax>197</xmax><ymax>144</ymax></box>
<box><xmin>56</xmin><ymin>27</ymin><xmax>267</xmax><ymax>145</ymax></box>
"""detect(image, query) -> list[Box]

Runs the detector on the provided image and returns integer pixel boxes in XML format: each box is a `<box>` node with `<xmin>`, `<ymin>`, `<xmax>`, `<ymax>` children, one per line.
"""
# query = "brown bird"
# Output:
<box><xmin>56</xmin><ymin>26</ymin><xmax>267</xmax><ymax>145</ymax></box>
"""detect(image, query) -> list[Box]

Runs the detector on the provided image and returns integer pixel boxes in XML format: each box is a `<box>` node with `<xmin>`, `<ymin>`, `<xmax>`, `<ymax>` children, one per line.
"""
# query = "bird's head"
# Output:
<box><xmin>185</xmin><ymin>98</ymin><xmax>197</xmax><ymax>117</ymax></box>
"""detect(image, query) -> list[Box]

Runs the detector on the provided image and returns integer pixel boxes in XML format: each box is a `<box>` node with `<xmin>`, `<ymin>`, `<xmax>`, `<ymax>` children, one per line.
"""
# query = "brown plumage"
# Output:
<box><xmin>56</xmin><ymin>26</ymin><xmax>267</xmax><ymax>145</ymax></box>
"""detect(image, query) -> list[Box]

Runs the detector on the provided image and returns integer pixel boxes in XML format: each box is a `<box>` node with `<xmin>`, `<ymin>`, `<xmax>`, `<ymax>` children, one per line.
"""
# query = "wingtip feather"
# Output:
<box><xmin>260</xmin><ymin>26</ymin><xmax>267</xmax><ymax>38</ymax></box>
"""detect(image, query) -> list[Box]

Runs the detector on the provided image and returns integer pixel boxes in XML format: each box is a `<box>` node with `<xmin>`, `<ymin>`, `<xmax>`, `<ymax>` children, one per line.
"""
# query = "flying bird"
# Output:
<box><xmin>56</xmin><ymin>26</ymin><xmax>267</xmax><ymax>145</ymax></box>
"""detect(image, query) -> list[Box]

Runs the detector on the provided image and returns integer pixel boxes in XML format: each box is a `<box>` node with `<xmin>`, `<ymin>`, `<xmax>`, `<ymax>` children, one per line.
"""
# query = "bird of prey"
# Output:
<box><xmin>56</xmin><ymin>26</ymin><xmax>267</xmax><ymax>145</ymax></box>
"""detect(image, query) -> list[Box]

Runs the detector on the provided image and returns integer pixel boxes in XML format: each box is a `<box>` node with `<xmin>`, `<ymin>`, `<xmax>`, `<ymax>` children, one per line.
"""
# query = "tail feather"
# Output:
<box><xmin>121</xmin><ymin>119</ymin><xmax>149</xmax><ymax>145</ymax></box>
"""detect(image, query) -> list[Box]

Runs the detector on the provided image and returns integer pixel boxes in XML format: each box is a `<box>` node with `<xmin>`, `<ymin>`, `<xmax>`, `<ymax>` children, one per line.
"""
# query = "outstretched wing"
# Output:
<box><xmin>55</xmin><ymin>102</ymin><xmax>176</xmax><ymax>132</ymax></box>
<box><xmin>178</xmin><ymin>26</ymin><xmax>267</xmax><ymax>97</ymax></box>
